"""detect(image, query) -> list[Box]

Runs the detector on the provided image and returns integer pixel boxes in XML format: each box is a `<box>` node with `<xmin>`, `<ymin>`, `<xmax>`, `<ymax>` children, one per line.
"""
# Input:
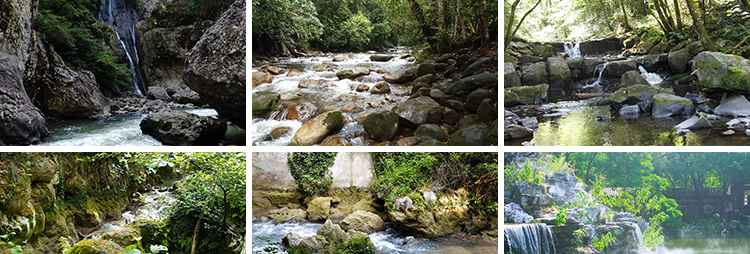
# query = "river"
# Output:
<box><xmin>658</xmin><ymin>239</ymin><xmax>750</xmax><ymax>253</ymax></box>
<box><xmin>252</xmin><ymin>222</ymin><xmax>497</xmax><ymax>254</ymax></box>
<box><xmin>252</xmin><ymin>51</ymin><xmax>416</xmax><ymax>146</ymax></box>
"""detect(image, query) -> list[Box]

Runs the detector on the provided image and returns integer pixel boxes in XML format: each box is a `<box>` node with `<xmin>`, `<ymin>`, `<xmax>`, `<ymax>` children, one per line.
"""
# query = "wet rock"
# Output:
<box><xmin>417</xmin><ymin>64</ymin><xmax>436</xmax><ymax>77</ymax></box>
<box><xmin>68</xmin><ymin>239</ymin><xmax>124</xmax><ymax>254</ymax></box>
<box><xmin>333</xmin><ymin>55</ymin><xmax>346</xmax><ymax>62</ymax></box>
<box><xmin>610</xmin><ymin>84</ymin><xmax>666</xmax><ymax>103</ymax></box>
<box><xmin>414</xmin><ymin>124</ymin><xmax>448</xmax><ymax>142</ymax></box>
<box><xmin>691</xmin><ymin>52</ymin><xmax>750</xmax><ymax>91</ymax></box>
<box><xmin>370</xmin><ymin>54</ymin><xmax>394</xmax><ymax>62</ymax></box>
<box><xmin>461</xmin><ymin>57</ymin><xmax>492</xmax><ymax>77</ymax></box>
<box><xmin>603</xmin><ymin>59</ymin><xmax>638</xmax><ymax>77</ymax></box>
<box><xmin>336</xmin><ymin>67</ymin><xmax>370</xmax><ymax>80</ymax></box>
<box><xmin>668</xmin><ymin>48</ymin><xmax>691</xmax><ymax>73</ymax></box>
<box><xmin>341</xmin><ymin>103</ymin><xmax>363</xmax><ymax>113</ymax></box>
<box><xmin>253</xmin><ymin>72</ymin><xmax>273</xmax><ymax>89</ymax></box>
<box><xmin>504</xmin><ymin>202</ymin><xmax>533</xmax><ymax>223</ymax></box>
<box><xmin>282</xmin><ymin>233</ymin><xmax>305</xmax><ymax>247</ymax></box>
<box><xmin>724</xmin><ymin>118</ymin><xmax>750</xmax><ymax>129</ymax></box>
<box><xmin>393</xmin><ymin>96</ymin><xmax>443</xmax><ymax>126</ymax></box>
<box><xmin>286</xmin><ymin>102</ymin><xmax>319</xmax><ymax>122</ymax></box>
<box><xmin>546</xmin><ymin>56</ymin><xmax>571</xmax><ymax>88</ymax></box>
<box><xmin>370</xmin><ymin>81</ymin><xmax>391</xmax><ymax>94</ymax></box>
<box><xmin>579</xmin><ymin>37</ymin><xmax>623</xmax><ymax>55</ymax></box>
<box><xmin>674</xmin><ymin>114</ymin><xmax>713</xmax><ymax>130</ymax></box>
<box><xmin>636</xmin><ymin>54</ymin><xmax>663</xmax><ymax>72</ymax></box>
<box><xmin>183</xmin><ymin>0</ymin><xmax>246</xmax><ymax>128</ymax></box>
<box><xmin>504</xmin><ymin>62</ymin><xmax>522</xmax><ymax>88</ymax></box>
<box><xmin>619</xmin><ymin>70</ymin><xmax>650</xmax><ymax>87</ymax></box>
<box><xmin>444</xmin><ymin>73</ymin><xmax>498</xmax><ymax>95</ymax></box>
<box><xmin>101</xmin><ymin>227</ymin><xmax>141</xmax><ymax>248</ymax></box>
<box><xmin>321</xmin><ymin>135</ymin><xmax>351</xmax><ymax>146</ymax></box>
<box><xmin>340</xmin><ymin>210</ymin><xmax>386</xmax><ymax>233</ymax></box>
<box><xmin>521</xmin><ymin>62</ymin><xmax>547</xmax><ymax>86</ymax></box>
<box><xmin>313</xmin><ymin>63</ymin><xmax>337</xmax><ymax>72</ymax></box>
<box><xmin>363</xmin><ymin>111</ymin><xmax>399</xmax><ymax>141</ymax></box>
<box><xmin>171</xmin><ymin>88</ymin><xmax>204</xmax><ymax>105</ymax></box>
<box><xmin>520</xmin><ymin>117</ymin><xmax>538</xmax><ymax>129</ymax></box>
<box><xmin>504</xmin><ymin>124</ymin><xmax>533</xmax><ymax>141</ymax></box>
<box><xmin>505</xmin><ymin>83</ymin><xmax>549</xmax><ymax>106</ymax></box>
<box><xmin>270</xmin><ymin>208</ymin><xmax>307</xmax><ymax>224</ymax></box>
<box><xmin>449</xmin><ymin>124</ymin><xmax>489</xmax><ymax>146</ymax></box>
<box><xmin>291</xmin><ymin>111</ymin><xmax>344</xmax><ymax>146</ymax></box>
<box><xmin>338</xmin><ymin>93</ymin><xmax>366</xmax><ymax>101</ymax></box>
<box><xmin>299</xmin><ymin>235</ymin><xmax>328</xmax><ymax>252</ymax></box>
<box><xmin>723</xmin><ymin>130</ymin><xmax>736</xmax><ymax>135</ymax></box>
<box><xmin>139</xmin><ymin>109</ymin><xmax>227</xmax><ymax>146</ymax></box>
<box><xmin>298</xmin><ymin>79</ymin><xmax>328</xmax><ymax>88</ymax></box>
<box><xmin>307</xmin><ymin>197</ymin><xmax>333</xmax><ymax>221</ymax></box>
<box><xmin>270</xmin><ymin>127</ymin><xmax>293</xmax><ymax>139</ymax></box>
<box><xmin>266</xmin><ymin>66</ymin><xmax>286</xmax><ymax>75</ymax></box>
<box><xmin>148</xmin><ymin>86</ymin><xmax>171</xmax><ymax>101</ymax></box>
<box><xmin>513</xmin><ymin>181</ymin><xmax>553</xmax><ymax>209</ymax></box>
<box><xmin>619</xmin><ymin>105</ymin><xmax>640</xmax><ymax>116</ymax></box>
<box><xmin>383</xmin><ymin>67</ymin><xmax>417</xmax><ymax>84</ymax></box>
<box><xmin>356</xmin><ymin>84</ymin><xmax>370</xmax><ymax>92</ymax></box>
<box><xmin>652</xmin><ymin>94</ymin><xmax>694</xmax><ymax>118</ymax></box>
<box><xmin>252</xmin><ymin>91</ymin><xmax>281</xmax><ymax>117</ymax></box>
<box><xmin>287</xmin><ymin>69</ymin><xmax>304</xmax><ymax>77</ymax></box>
<box><xmin>581</xmin><ymin>58</ymin><xmax>606</xmax><ymax>78</ymax></box>
<box><xmin>714</xmin><ymin>95</ymin><xmax>750</xmax><ymax>116</ymax></box>
<box><xmin>477</xmin><ymin>98</ymin><xmax>498</xmax><ymax>122</ymax></box>
<box><xmin>141</xmin><ymin>99</ymin><xmax>168</xmax><ymax>113</ymax></box>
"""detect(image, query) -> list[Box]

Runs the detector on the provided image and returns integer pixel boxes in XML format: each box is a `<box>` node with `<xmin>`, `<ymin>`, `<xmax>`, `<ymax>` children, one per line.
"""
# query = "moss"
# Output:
<box><xmin>323</xmin><ymin>111</ymin><xmax>344</xmax><ymax>131</ymax></box>
<box><xmin>69</xmin><ymin>239</ymin><xmax>124</xmax><ymax>254</ymax></box>
<box><xmin>720</xmin><ymin>66</ymin><xmax>750</xmax><ymax>90</ymax></box>
<box><xmin>157</xmin><ymin>120</ymin><xmax>172</xmax><ymax>132</ymax></box>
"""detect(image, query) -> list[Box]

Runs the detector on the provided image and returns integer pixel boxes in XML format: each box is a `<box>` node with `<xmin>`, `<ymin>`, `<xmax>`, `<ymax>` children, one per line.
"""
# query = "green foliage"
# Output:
<box><xmin>341</xmin><ymin>13</ymin><xmax>373</xmax><ymax>50</ymax></box>
<box><xmin>572</xmin><ymin>228</ymin><xmax>586</xmax><ymax>246</ymax></box>
<box><xmin>555</xmin><ymin>209</ymin><xmax>568</xmax><ymax>226</ymax></box>
<box><xmin>373</xmin><ymin>153</ymin><xmax>437</xmax><ymax>206</ymax></box>
<box><xmin>0</xmin><ymin>233</ymin><xmax>26</xmax><ymax>254</ymax></box>
<box><xmin>592</xmin><ymin>230</ymin><xmax>617</xmax><ymax>251</ymax></box>
<box><xmin>0</xmin><ymin>159</ymin><xmax>29</xmax><ymax>211</ymax></box>
<box><xmin>331</xmin><ymin>237</ymin><xmax>378</xmax><ymax>254</ymax></box>
<box><xmin>252</xmin><ymin>0</ymin><xmax>323</xmax><ymax>55</ymax></box>
<box><xmin>288</xmin><ymin>152</ymin><xmax>336</xmax><ymax>196</ymax></box>
<box><xmin>34</xmin><ymin>1</ymin><xmax>132</xmax><ymax>94</ymax></box>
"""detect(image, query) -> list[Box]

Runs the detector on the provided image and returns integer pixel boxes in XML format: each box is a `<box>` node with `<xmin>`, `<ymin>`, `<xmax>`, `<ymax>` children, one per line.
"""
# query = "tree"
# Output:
<box><xmin>685</xmin><ymin>0</ymin><xmax>716</xmax><ymax>51</ymax></box>
<box><xmin>505</xmin><ymin>0</ymin><xmax>542</xmax><ymax>50</ymax></box>
<box><xmin>252</xmin><ymin>0</ymin><xmax>322</xmax><ymax>55</ymax></box>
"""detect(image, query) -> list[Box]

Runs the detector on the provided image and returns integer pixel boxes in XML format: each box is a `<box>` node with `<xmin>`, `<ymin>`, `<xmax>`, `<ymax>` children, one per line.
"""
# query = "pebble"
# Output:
<box><xmin>723</xmin><ymin>130</ymin><xmax>736</xmax><ymax>136</ymax></box>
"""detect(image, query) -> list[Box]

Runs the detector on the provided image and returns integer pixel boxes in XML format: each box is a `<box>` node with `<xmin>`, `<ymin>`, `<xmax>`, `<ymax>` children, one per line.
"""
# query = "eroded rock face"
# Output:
<box><xmin>183</xmin><ymin>0</ymin><xmax>246</xmax><ymax>128</ymax></box>
<box><xmin>139</xmin><ymin>109</ymin><xmax>227</xmax><ymax>145</ymax></box>
<box><xmin>340</xmin><ymin>210</ymin><xmax>385</xmax><ymax>233</ymax></box>
<box><xmin>0</xmin><ymin>59</ymin><xmax>49</xmax><ymax>145</ymax></box>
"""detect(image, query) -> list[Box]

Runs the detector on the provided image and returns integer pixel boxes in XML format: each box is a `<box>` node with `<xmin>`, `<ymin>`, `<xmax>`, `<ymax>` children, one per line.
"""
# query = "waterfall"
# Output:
<box><xmin>564</xmin><ymin>42</ymin><xmax>582</xmax><ymax>59</ymax></box>
<box><xmin>585</xmin><ymin>62</ymin><xmax>608</xmax><ymax>88</ymax></box>
<box><xmin>98</xmin><ymin>0</ymin><xmax>147</xmax><ymax>96</ymax></box>
<box><xmin>505</xmin><ymin>224</ymin><xmax>556</xmax><ymax>254</ymax></box>
<box><xmin>638</xmin><ymin>66</ymin><xmax>663</xmax><ymax>85</ymax></box>
<box><xmin>633</xmin><ymin>223</ymin><xmax>649</xmax><ymax>254</ymax></box>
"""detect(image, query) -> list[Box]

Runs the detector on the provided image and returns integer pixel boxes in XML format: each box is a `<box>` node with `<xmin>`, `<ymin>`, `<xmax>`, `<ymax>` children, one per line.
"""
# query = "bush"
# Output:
<box><xmin>341</xmin><ymin>13</ymin><xmax>372</xmax><ymax>51</ymax></box>
<box><xmin>288</xmin><ymin>153</ymin><xmax>336</xmax><ymax>196</ymax></box>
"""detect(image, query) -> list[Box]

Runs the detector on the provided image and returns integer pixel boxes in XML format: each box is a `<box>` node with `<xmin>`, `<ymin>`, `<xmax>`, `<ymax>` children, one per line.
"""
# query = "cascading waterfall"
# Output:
<box><xmin>585</xmin><ymin>62</ymin><xmax>609</xmax><ymax>88</ymax></box>
<box><xmin>638</xmin><ymin>66</ymin><xmax>663</xmax><ymax>85</ymax></box>
<box><xmin>633</xmin><ymin>223</ymin><xmax>648</xmax><ymax>254</ymax></box>
<box><xmin>564</xmin><ymin>42</ymin><xmax>582</xmax><ymax>59</ymax></box>
<box><xmin>98</xmin><ymin>0</ymin><xmax>147</xmax><ymax>96</ymax></box>
<box><xmin>505</xmin><ymin>224</ymin><xmax>556</xmax><ymax>254</ymax></box>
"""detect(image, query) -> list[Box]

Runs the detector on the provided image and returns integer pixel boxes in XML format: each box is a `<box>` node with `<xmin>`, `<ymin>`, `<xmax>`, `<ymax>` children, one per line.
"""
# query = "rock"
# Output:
<box><xmin>321</xmin><ymin>135</ymin><xmax>351</xmax><ymax>146</ymax></box>
<box><xmin>546</xmin><ymin>56</ymin><xmax>571</xmax><ymax>88</ymax></box>
<box><xmin>521</xmin><ymin>62</ymin><xmax>547</xmax><ymax>86</ymax></box>
<box><xmin>477</xmin><ymin>98</ymin><xmax>498</xmax><ymax>122</ymax></box>
<box><xmin>604</xmin><ymin>59</ymin><xmax>638</xmax><ymax>77</ymax></box>
<box><xmin>691</xmin><ymin>52</ymin><xmax>750</xmax><ymax>91</ymax></box>
<box><xmin>370</xmin><ymin>81</ymin><xmax>391</xmax><ymax>94</ymax></box>
<box><xmin>356</xmin><ymin>84</ymin><xmax>370</xmax><ymax>92</ymax></box>
<box><xmin>416</xmin><ymin>138</ymin><xmax>445</xmax><ymax>146</ymax></box>
<box><xmin>270</xmin><ymin>208</ymin><xmax>308</xmax><ymax>224</ymax></box>
<box><xmin>252</xmin><ymin>91</ymin><xmax>281</xmax><ymax>117</ymax></box>
<box><xmin>414</xmin><ymin>124</ymin><xmax>448</xmax><ymax>142</ymax></box>
<box><xmin>504</xmin><ymin>124</ymin><xmax>533</xmax><ymax>141</ymax></box>
<box><xmin>298</xmin><ymin>79</ymin><xmax>328</xmax><ymax>88</ymax></box>
<box><xmin>442</xmin><ymin>108</ymin><xmax>460</xmax><ymax>125</ymax></box>
<box><xmin>461</xmin><ymin>57</ymin><xmax>492</xmax><ymax>77</ymax></box>
<box><xmin>317</xmin><ymin>219</ymin><xmax>348</xmax><ymax>244</ymax></box>
<box><xmin>148</xmin><ymin>86</ymin><xmax>171</xmax><ymax>101</ymax></box>
<box><xmin>291</xmin><ymin>111</ymin><xmax>344</xmax><ymax>145</ymax></box>
<box><xmin>171</xmin><ymin>88</ymin><xmax>204</xmax><ymax>105</ymax></box>
<box><xmin>341</xmin><ymin>103</ymin><xmax>363</xmax><ymax>113</ymax></box>
<box><xmin>582</xmin><ymin>58</ymin><xmax>606</xmax><ymax>78</ymax></box>
<box><xmin>338</xmin><ymin>93</ymin><xmax>366</xmax><ymax>101</ymax></box>
<box><xmin>287</xmin><ymin>69</ymin><xmax>304</xmax><ymax>77</ymax></box>
<box><xmin>363</xmin><ymin>112</ymin><xmax>399</xmax><ymax>141</ymax></box>
<box><xmin>286</xmin><ymin>102</ymin><xmax>319</xmax><ymax>122</ymax></box>
<box><xmin>139</xmin><ymin>109</ymin><xmax>227</xmax><ymax>145</ymax></box>
<box><xmin>609</xmin><ymin>84</ymin><xmax>666</xmax><ymax>103</ymax></box>
<box><xmin>282</xmin><ymin>233</ymin><xmax>305</xmax><ymax>247</ymax></box>
<box><xmin>392</xmin><ymin>197</ymin><xmax>416</xmax><ymax>211</ymax></box>
<box><xmin>504</xmin><ymin>202</ymin><xmax>533</xmax><ymax>224</ymax></box>
<box><xmin>299</xmin><ymin>235</ymin><xmax>328</xmax><ymax>252</ymax></box>
<box><xmin>437</xmin><ymin>53</ymin><xmax>454</xmax><ymax>63</ymax></box>
<box><xmin>337</xmin><ymin>67</ymin><xmax>371</xmax><ymax>80</ymax></box>
<box><xmin>714</xmin><ymin>95</ymin><xmax>750</xmax><ymax>116</ymax></box>
<box><xmin>449</xmin><ymin>124</ymin><xmax>489</xmax><ymax>146</ymax></box>
<box><xmin>668</xmin><ymin>48</ymin><xmax>691</xmax><ymax>73</ymax></box>
<box><xmin>444</xmin><ymin>73</ymin><xmax>498</xmax><ymax>95</ymax></box>
<box><xmin>417</xmin><ymin>63</ymin><xmax>436</xmax><ymax>77</ymax></box>
<box><xmin>636</xmin><ymin>54</ymin><xmax>663</xmax><ymax>72</ymax></box>
<box><xmin>266</xmin><ymin>66</ymin><xmax>286</xmax><ymax>75</ymax></box>
<box><xmin>505</xmin><ymin>83</ymin><xmax>549</xmax><ymax>106</ymax></box>
<box><xmin>101</xmin><ymin>227</ymin><xmax>141</xmax><ymax>248</ymax></box>
<box><xmin>724</xmin><ymin>130</ymin><xmax>736</xmax><ymax>135</ymax></box>
<box><xmin>579</xmin><ymin>37</ymin><xmax>623</xmax><ymax>55</ymax></box>
<box><xmin>652</xmin><ymin>94</ymin><xmax>694</xmax><ymax>118</ymax></box>
<box><xmin>183</xmin><ymin>0</ymin><xmax>246</xmax><ymax>128</ymax></box>
<box><xmin>383</xmin><ymin>67</ymin><xmax>417</xmax><ymax>84</ymax></box>
<box><xmin>333</xmin><ymin>55</ymin><xmax>346</xmax><ymax>62</ymax></box>
<box><xmin>313</xmin><ymin>63</ymin><xmax>337</xmax><ymax>71</ymax></box>
<box><xmin>307</xmin><ymin>197</ymin><xmax>333</xmax><ymax>221</ymax></box>
<box><xmin>340</xmin><ymin>211</ymin><xmax>386</xmax><ymax>233</ymax></box>
<box><xmin>370</xmin><ymin>54</ymin><xmax>395</xmax><ymax>61</ymax></box>
<box><xmin>393</xmin><ymin>97</ymin><xmax>443</xmax><ymax>126</ymax></box>
<box><xmin>280</xmin><ymin>93</ymin><xmax>302</xmax><ymax>100</ymax></box>
<box><xmin>619</xmin><ymin>105</ymin><xmax>640</xmax><ymax>116</ymax></box>
<box><xmin>465</xmin><ymin>89</ymin><xmax>495</xmax><ymax>112</ymax></box>
<box><xmin>620</xmin><ymin>70</ymin><xmax>650</xmax><ymax>87</ymax></box>
<box><xmin>270</xmin><ymin>127</ymin><xmax>293</xmax><ymax>139</ymax></box>
<box><xmin>395</xmin><ymin>136</ymin><xmax>420</xmax><ymax>146</ymax></box>
<box><xmin>504</xmin><ymin>62</ymin><xmax>522</xmax><ymax>88</ymax></box>
<box><xmin>68</xmin><ymin>239</ymin><xmax>124</xmax><ymax>254</ymax></box>
<box><xmin>413</xmin><ymin>74</ymin><xmax>434</xmax><ymax>85</ymax></box>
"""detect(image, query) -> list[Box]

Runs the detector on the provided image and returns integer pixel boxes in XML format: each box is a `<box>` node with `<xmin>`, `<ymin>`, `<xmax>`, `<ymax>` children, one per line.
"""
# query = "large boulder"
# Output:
<box><xmin>139</xmin><ymin>109</ymin><xmax>227</xmax><ymax>145</ymax></box>
<box><xmin>183</xmin><ymin>0</ymin><xmax>246</xmax><ymax>128</ymax></box>
<box><xmin>414</xmin><ymin>124</ymin><xmax>448</xmax><ymax>142</ymax></box>
<box><xmin>581</xmin><ymin>58</ymin><xmax>606</xmax><ymax>78</ymax></box>
<box><xmin>609</xmin><ymin>84</ymin><xmax>666</xmax><ymax>103</ymax></box>
<box><xmin>465</xmin><ymin>89</ymin><xmax>495</xmax><ymax>112</ymax></box>
<box><xmin>265</xmin><ymin>66</ymin><xmax>286</xmax><ymax>75</ymax></box>
<box><xmin>0</xmin><ymin>59</ymin><xmax>48</xmax><ymax>145</ymax></box>
<box><xmin>521</xmin><ymin>62</ymin><xmax>547</xmax><ymax>86</ymax></box>
<box><xmin>286</xmin><ymin>102</ymin><xmax>320</xmax><ymax>122</ymax></box>
<box><xmin>674</xmin><ymin>113</ymin><xmax>713</xmax><ymax>130</ymax></box>
<box><xmin>68</xmin><ymin>239</ymin><xmax>124</xmax><ymax>254</ymax></box>
<box><xmin>714</xmin><ymin>94</ymin><xmax>750</xmax><ymax>116</ymax></box>
<box><xmin>336</xmin><ymin>67</ymin><xmax>370</xmax><ymax>80</ymax></box>
<box><xmin>546</xmin><ymin>56</ymin><xmax>570</xmax><ymax>88</ymax></box>
<box><xmin>652</xmin><ymin>94</ymin><xmax>694</xmax><ymax>118</ymax></box>
<box><xmin>691</xmin><ymin>52</ymin><xmax>750</xmax><ymax>91</ymax></box>
<box><xmin>383</xmin><ymin>67</ymin><xmax>417</xmax><ymax>84</ymax></box>
<box><xmin>307</xmin><ymin>197</ymin><xmax>333</xmax><ymax>221</ymax></box>
<box><xmin>370</xmin><ymin>54</ymin><xmax>394</xmax><ymax>61</ymax></box>
<box><xmin>449</xmin><ymin>124</ymin><xmax>489</xmax><ymax>146</ymax></box>
<box><xmin>443</xmin><ymin>73</ymin><xmax>498</xmax><ymax>95</ymax></box>
<box><xmin>148</xmin><ymin>86</ymin><xmax>171</xmax><ymax>101</ymax></box>
<box><xmin>363</xmin><ymin>111</ymin><xmax>399</xmax><ymax>141</ymax></box>
<box><xmin>579</xmin><ymin>37</ymin><xmax>623</xmax><ymax>55</ymax></box>
<box><xmin>505</xmin><ymin>83</ymin><xmax>549</xmax><ymax>106</ymax></box>
<box><xmin>461</xmin><ymin>57</ymin><xmax>493</xmax><ymax>77</ymax></box>
<box><xmin>370</xmin><ymin>81</ymin><xmax>391</xmax><ymax>94</ymax></box>
<box><xmin>290</xmin><ymin>111</ymin><xmax>344</xmax><ymax>145</ymax></box>
<box><xmin>504</xmin><ymin>62</ymin><xmax>522</xmax><ymax>87</ymax></box>
<box><xmin>636</xmin><ymin>54</ymin><xmax>665</xmax><ymax>72</ymax></box>
<box><xmin>668</xmin><ymin>48</ymin><xmax>692</xmax><ymax>74</ymax></box>
<box><xmin>603</xmin><ymin>59</ymin><xmax>638</xmax><ymax>77</ymax></box>
<box><xmin>252</xmin><ymin>71</ymin><xmax>273</xmax><ymax>89</ymax></box>
<box><xmin>392</xmin><ymin>97</ymin><xmax>442</xmax><ymax>126</ymax></box>
<box><xmin>171</xmin><ymin>88</ymin><xmax>205</xmax><ymax>105</ymax></box>
<box><xmin>252</xmin><ymin>91</ymin><xmax>281</xmax><ymax>117</ymax></box>
<box><xmin>619</xmin><ymin>70</ymin><xmax>650</xmax><ymax>87</ymax></box>
<box><xmin>340</xmin><ymin>210</ymin><xmax>386</xmax><ymax>233</ymax></box>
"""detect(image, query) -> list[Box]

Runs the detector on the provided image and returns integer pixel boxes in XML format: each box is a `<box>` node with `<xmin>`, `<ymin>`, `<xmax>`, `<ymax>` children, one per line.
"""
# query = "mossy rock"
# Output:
<box><xmin>610</xmin><ymin>84</ymin><xmax>670</xmax><ymax>102</ymax></box>
<box><xmin>252</xmin><ymin>91</ymin><xmax>281</xmax><ymax>117</ymax></box>
<box><xmin>69</xmin><ymin>239</ymin><xmax>125</xmax><ymax>254</ymax></box>
<box><xmin>101</xmin><ymin>226</ymin><xmax>141</xmax><ymax>248</ymax></box>
<box><xmin>692</xmin><ymin>52</ymin><xmax>750</xmax><ymax>91</ymax></box>
<box><xmin>504</xmin><ymin>84</ymin><xmax>548</xmax><ymax>106</ymax></box>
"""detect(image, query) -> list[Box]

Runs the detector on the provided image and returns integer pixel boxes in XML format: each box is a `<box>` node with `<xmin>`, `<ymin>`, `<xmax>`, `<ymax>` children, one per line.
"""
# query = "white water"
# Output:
<box><xmin>252</xmin><ymin>52</ymin><xmax>415</xmax><ymax>146</ymax></box>
<box><xmin>584</xmin><ymin>62</ymin><xmax>609</xmax><ymax>88</ymax></box>
<box><xmin>504</xmin><ymin>224</ymin><xmax>556</xmax><ymax>254</ymax></box>
<box><xmin>639</xmin><ymin>66</ymin><xmax>663</xmax><ymax>85</ymax></box>
<box><xmin>87</xmin><ymin>188</ymin><xmax>176</xmax><ymax>240</ymax></box>
<box><xmin>564</xmin><ymin>42</ymin><xmax>582</xmax><ymax>59</ymax></box>
<box><xmin>98</xmin><ymin>0</ymin><xmax>146</xmax><ymax>96</ymax></box>
<box><xmin>39</xmin><ymin>108</ymin><xmax>217</xmax><ymax>146</ymax></box>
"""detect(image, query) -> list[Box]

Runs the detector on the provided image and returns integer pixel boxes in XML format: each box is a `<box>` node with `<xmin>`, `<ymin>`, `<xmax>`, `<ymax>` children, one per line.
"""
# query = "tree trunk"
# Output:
<box><xmin>505</xmin><ymin>0</ymin><xmax>542</xmax><ymax>50</ymax></box>
<box><xmin>438</xmin><ymin>0</ymin><xmax>445</xmax><ymax>30</ymax></box>
<box><xmin>686</xmin><ymin>0</ymin><xmax>716</xmax><ymax>51</ymax></box>
<box><xmin>407</xmin><ymin>0</ymin><xmax>433</xmax><ymax>40</ymax></box>
<box><xmin>191</xmin><ymin>217</ymin><xmax>202</xmax><ymax>254</ymax></box>
<box><xmin>652</xmin><ymin>0</ymin><xmax>673</xmax><ymax>35</ymax></box>
<box><xmin>480</xmin><ymin>0</ymin><xmax>489</xmax><ymax>43</ymax></box>
<box><xmin>596</xmin><ymin>0</ymin><xmax>615</xmax><ymax>32</ymax></box>
<box><xmin>674</xmin><ymin>0</ymin><xmax>683</xmax><ymax>33</ymax></box>
<box><xmin>618</xmin><ymin>0</ymin><xmax>632</xmax><ymax>31</ymax></box>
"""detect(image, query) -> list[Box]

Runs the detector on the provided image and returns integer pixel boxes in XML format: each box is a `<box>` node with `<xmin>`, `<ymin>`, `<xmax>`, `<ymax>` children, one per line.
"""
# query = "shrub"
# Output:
<box><xmin>288</xmin><ymin>152</ymin><xmax>336</xmax><ymax>196</ymax></box>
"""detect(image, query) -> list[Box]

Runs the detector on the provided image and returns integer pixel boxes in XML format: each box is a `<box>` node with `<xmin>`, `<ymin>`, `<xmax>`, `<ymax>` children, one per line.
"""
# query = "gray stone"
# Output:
<box><xmin>714</xmin><ymin>95</ymin><xmax>750</xmax><ymax>116</ymax></box>
<box><xmin>414</xmin><ymin>124</ymin><xmax>448</xmax><ymax>142</ymax></box>
<box><xmin>521</xmin><ymin>62</ymin><xmax>547</xmax><ymax>86</ymax></box>
<box><xmin>139</xmin><ymin>109</ymin><xmax>226</xmax><ymax>145</ymax></box>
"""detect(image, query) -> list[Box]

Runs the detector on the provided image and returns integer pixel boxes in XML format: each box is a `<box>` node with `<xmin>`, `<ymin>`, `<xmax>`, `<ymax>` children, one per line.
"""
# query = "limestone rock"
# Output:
<box><xmin>291</xmin><ymin>111</ymin><xmax>344</xmax><ymax>146</ymax></box>
<box><xmin>139</xmin><ymin>109</ymin><xmax>227</xmax><ymax>145</ymax></box>
<box><xmin>307</xmin><ymin>197</ymin><xmax>333</xmax><ymax>221</ymax></box>
<box><xmin>340</xmin><ymin>210</ymin><xmax>386</xmax><ymax>233</ymax></box>
<box><xmin>0</xmin><ymin>59</ymin><xmax>49</xmax><ymax>145</ymax></box>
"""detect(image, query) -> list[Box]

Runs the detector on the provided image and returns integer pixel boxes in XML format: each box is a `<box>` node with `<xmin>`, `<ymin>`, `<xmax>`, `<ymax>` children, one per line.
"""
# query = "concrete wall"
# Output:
<box><xmin>251</xmin><ymin>152</ymin><xmax>374</xmax><ymax>190</ymax></box>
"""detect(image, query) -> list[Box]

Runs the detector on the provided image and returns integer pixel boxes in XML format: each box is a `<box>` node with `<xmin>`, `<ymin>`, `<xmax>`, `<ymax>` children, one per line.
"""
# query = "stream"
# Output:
<box><xmin>252</xmin><ymin>50</ymin><xmax>416</xmax><ymax>146</ymax></box>
<box><xmin>252</xmin><ymin>222</ymin><xmax>497</xmax><ymax>254</ymax></box>
<box><xmin>39</xmin><ymin>108</ymin><xmax>218</xmax><ymax>146</ymax></box>
<box><xmin>658</xmin><ymin>239</ymin><xmax>750</xmax><ymax>253</ymax></box>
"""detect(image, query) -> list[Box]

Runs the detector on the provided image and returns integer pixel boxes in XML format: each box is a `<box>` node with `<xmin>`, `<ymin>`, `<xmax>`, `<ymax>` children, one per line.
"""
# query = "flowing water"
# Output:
<box><xmin>252</xmin><ymin>222</ymin><xmax>497</xmax><ymax>254</ymax></box>
<box><xmin>658</xmin><ymin>239</ymin><xmax>750</xmax><ymax>253</ymax></box>
<box><xmin>504</xmin><ymin>224</ymin><xmax>555</xmax><ymax>254</ymax></box>
<box><xmin>564</xmin><ymin>42</ymin><xmax>582</xmax><ymax>59</ymax></box>
<box><xmin>39</xmin><ymin>108</ymin><xmax>218</xmax><ymax>146</ymax></box>
<box><xmin>87</xmin><ymin>188</ymin><xmax>176</xmax><ymax>239</ymax></box>
<box><xmin>252</xmin><ymin>52</ymin><xmax>416</xmax><ymax>146</ymax></box>
<box><xmin>98</xmin><ymin>0</ymin><xmax>146</xmax><ymax>96</ymax></box>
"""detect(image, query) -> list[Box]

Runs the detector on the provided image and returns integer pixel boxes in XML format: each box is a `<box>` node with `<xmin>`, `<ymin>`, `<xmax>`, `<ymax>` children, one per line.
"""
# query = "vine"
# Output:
<box><xmin>287</xmin><ymin>152</ymin><xmax>336</xmax><ymax>196</ymax></box>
